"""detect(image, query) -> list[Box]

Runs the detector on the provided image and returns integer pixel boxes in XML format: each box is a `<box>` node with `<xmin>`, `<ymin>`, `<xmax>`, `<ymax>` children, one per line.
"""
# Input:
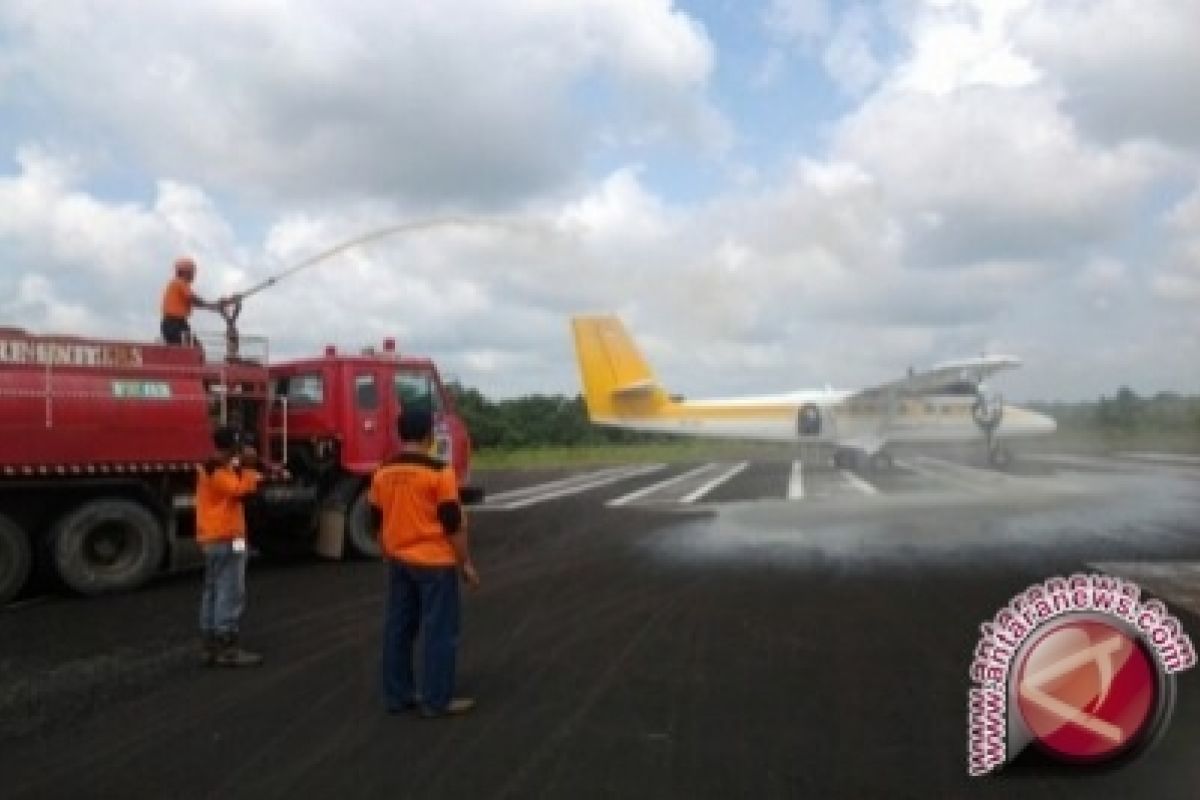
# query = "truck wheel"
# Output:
<box><xmin>0</xmin><ymin>513</ymin><xmax>32</xmax><ymax>605</ymax></box>
<box><xmin>345</xmin><ymin>490</ymin><xmax>382</xmax><ymax>560</ymax></box>
<box><xmin>50</xmin><ymin>499</ymin><xmax>165</xmax><ymax>596</ymax></box>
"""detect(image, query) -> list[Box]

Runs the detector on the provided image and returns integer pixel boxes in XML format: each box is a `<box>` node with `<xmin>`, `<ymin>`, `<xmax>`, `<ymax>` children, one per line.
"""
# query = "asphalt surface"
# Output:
<box><xmin>3</xmin><ymin>450</ymin><xmax>1200</xmax><ymax>799</ymax></box>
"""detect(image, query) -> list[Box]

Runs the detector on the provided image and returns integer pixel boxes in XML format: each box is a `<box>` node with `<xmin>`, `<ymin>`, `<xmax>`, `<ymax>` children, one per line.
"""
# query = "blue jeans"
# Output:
<box><xmin>199</xmin><ymin>540</ymin><xmax>248</xmax><ymax>636</ymax></box>
<box><xmin>382</xmin><ymin>562</ymin><xmax>460</xmax><ymax>712</ymax></box>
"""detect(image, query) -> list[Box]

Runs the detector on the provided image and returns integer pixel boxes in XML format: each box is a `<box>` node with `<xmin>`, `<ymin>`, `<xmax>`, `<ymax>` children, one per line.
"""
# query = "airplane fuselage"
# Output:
<box><xmin>591</xmin><ymin>390</ymin><xmax>1056</xmax><ymax>452</ymax></box>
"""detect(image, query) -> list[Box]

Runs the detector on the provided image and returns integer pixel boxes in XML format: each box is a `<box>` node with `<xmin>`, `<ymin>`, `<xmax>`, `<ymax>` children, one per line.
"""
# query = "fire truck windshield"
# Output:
<box><xmin>394</xmin><ymin>370</ymin><xmax>441</xmax><ymax>415</ymax></box>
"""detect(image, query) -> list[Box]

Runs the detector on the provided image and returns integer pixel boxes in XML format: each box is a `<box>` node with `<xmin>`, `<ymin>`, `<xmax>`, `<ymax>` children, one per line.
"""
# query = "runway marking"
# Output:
<box><xmin>1028</xmin><ymin>454</ymin><xmax>1132</xmax><ymax>471</ymax></box>
<box><xmin>680</xmin><ymin>461</ymin><xmax>749</xmax><ymax>504</ymax></box>
<box><xmin>606</xmin><ymin>463</ymin><xmax>721</xmax><ymax>507</ymax></box>
<box><xmin>838</xmin><ymin>469</ymin><xmax>879</xmax><ymax>496</ymax></box>
<box><xmin>484</xmin><ymin>466</ymin><xmax>635</xmax><ymax>504</ymax></box>
<box><xmin>1119</xmin><ymin>452</ymin><xmax>1200</xmax><ymax>466</ymax></box>
<box><xmin>787</xmin><ymin>460</ymin><xmax>804</xmax><ymax>500</ymax></box>
<box><xmin>1026</xmin><ymin>453</ymin><xmax>1188</xmax><ymax>474</ymax></box>
<box><xmin>3</xmin><ymin>597</ymin><xmax>50</xmax><ymax>612</ymax></box>
<box><xmin>487</xmin><ymin>464</ymin><xmax>666</xmax><ymax>510</ymax></box>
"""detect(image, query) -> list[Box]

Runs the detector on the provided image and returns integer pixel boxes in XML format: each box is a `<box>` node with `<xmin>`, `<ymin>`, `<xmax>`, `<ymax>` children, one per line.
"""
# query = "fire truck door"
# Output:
<box><xmin>349</xmin><ymin>368</ymin><xmax>390</xmax><ymax>467</ymax></box>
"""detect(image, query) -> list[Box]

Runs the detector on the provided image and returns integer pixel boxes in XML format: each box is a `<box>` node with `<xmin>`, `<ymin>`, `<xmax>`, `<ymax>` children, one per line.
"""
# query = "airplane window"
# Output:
<box><xmin>920</xmin><ymin>381</ymin><xmax>977</xmax><ymax>396</ymax></box>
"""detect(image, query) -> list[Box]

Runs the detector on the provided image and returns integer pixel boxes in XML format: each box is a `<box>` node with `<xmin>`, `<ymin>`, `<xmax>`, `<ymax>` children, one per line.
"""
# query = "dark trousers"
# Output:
<box><xmin>161</xmin><ymin>316</ymin><xmax>192</xmax><ymax>345</ymax></box>
<box><xmin>382</xmin><ymin>561</ymin><xmax>460</xmax><ymax>711</ymax></box>
<box><xmin>199</xmin><ymin>541</ymin><xmax>247</xmax><ymax>635</ymax></box>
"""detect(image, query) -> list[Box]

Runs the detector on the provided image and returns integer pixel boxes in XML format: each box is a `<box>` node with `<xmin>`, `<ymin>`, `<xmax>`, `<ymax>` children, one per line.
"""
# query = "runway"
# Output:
<box><xmin>3</xmin><ymin>450</ymin><xmax>1200</xmax><ymax>798</ymax></box>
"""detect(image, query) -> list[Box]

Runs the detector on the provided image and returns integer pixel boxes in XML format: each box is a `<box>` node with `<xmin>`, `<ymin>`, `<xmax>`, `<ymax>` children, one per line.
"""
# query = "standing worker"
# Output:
<box><xmin>161</xmin><ymin>257</ymin><xmax>226</xmax><ymax>345</ymax></box>
<box><xmin>196</xmin><ymin>426</ymin><xmax>264</xmax><ymax>667</ymax></box>
<box><xmin>371</xmin><ymin>409</ymin><xmax>481</xmax><ymax>717</ymax></box>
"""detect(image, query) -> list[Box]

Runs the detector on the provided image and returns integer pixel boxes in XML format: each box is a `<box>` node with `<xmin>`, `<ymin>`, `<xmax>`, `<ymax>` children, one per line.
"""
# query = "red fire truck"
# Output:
<box><xmin>0</xmin><ymin>325</ymin><xmax>482</xmax><ymax>604</ymax></box>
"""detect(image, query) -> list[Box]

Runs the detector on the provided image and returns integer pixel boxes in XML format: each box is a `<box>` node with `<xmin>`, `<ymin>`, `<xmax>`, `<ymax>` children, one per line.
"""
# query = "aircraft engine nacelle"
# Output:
<box><xmin>797</xmin><ymin>403</ymin><xmax>823</xmax><ymax>437</ymax></box>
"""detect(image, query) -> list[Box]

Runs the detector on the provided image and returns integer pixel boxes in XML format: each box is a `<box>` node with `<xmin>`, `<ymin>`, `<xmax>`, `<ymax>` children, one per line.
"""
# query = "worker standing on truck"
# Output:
<box><xmin>196</xmin><ymin>426</ymin><xmax>264</xmax><ymax>667</ymax></box>
<box><xmin>161</xmin><ymin>257</ymin><xmax>225</xmax><ymax>345</ymax></box>
<box><xmin>371</xmin><ymin>409</ymin><xmax>480</xmax><ymax>717</ymax></box>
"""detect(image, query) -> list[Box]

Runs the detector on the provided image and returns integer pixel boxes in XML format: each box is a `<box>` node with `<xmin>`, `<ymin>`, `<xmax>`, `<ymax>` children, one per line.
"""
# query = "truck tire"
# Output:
<box><xmin>49</xmin><ymin>499</ymin><xmax>165</xmax><ymax>596</ymax></box>
<box><xmin>345</xmin><ymin>489</ymin><xmax>382</xmax><ymax>560</ymax></box>
<box><xmin>0</xmin><ymin>513</ymin><xmax>32</xmax><ymax>605</ymax></box>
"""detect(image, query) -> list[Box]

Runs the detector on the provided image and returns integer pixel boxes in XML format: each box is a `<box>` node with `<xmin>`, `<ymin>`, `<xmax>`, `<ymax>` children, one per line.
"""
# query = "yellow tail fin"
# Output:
<box><xmin>570</xmin><ymin>316</ymin><xmax>670</xmax><ymax>420</ymax></box>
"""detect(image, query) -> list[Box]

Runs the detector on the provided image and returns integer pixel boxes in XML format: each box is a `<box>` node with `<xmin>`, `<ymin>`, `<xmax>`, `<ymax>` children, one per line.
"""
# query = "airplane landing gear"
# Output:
<box><xmin>973</xmin><ymin>388</ymin><xmax>1007</xmax><ymax>470</ymax></box>
<box><xmin>868</xmin><ymin>452</ymin><xmax>894</xmax><ymax>472</ymax></box>
<box><xmin>988</xmin><ymin>443</ymin><xmax>1012</xmax><ymax>469</ymax></box>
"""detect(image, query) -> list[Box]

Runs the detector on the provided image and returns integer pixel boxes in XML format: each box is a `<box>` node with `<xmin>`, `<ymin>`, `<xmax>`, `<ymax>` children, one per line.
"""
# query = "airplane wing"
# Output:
<box><xmin>848</xmin><ymin>355</ymin><xmax>1022</xmax><ymax>400</ymax></box>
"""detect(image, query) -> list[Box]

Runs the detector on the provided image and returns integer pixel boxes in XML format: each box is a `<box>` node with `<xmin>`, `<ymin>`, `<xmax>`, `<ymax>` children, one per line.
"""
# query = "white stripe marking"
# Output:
<box><xmin>787</xmin><ymin>460</ymin><xmax>804</xmax><ymax>500</ymax></box>
<box><xmin>1120</xmin><ymin>452</ymin><xmax>1200</xmax><ymax>465</ymax></box>
<box><xmin>680</xmin><ymin>461</ymin><xmax>749</xmax><ymax>504</ymax></box>
<box><xmin>4</xmin><ymin>597</ymin><xmax>49</xmax><ymax>611</ymax></box>
<box><xmin>499</xmin><ymin>464</ymin><xmax>666</xmax><ymax>509</ymax></box>
<box><xmin>839</xmin><ymin>469</ymin><xmax>879</xmax><ymax>496</ymax></box>
<box><xmin>485</xmin><ymin>466</ymin><xmax>635</xmax><ymax>505</ymax></box>
<box><xmin>606</xmin><ymin>463</ymin><xmax>721</xmax><ymax>507</ymax></box>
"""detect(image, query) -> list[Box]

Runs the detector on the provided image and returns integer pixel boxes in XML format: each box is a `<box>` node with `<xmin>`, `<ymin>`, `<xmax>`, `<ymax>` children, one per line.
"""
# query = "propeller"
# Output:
<box><xmin>972</xmin><ymin>384</ymin><xmax>1004</xmax><ymax>452</ymax></box>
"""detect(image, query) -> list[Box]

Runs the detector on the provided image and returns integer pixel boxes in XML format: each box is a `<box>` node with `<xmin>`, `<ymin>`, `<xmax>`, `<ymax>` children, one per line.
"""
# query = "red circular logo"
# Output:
<box><xmin>1015</xmin><ymin>617</ymin><xmax>1158</xmax><ymax>763</ymax></box>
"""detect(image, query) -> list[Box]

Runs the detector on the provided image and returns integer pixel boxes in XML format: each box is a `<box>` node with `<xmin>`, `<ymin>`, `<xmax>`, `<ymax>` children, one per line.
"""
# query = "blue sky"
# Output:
<box><xmin>0</xmin><ymin>0</ymin><xmax>1198</xmax><ymax>402</ymax></box>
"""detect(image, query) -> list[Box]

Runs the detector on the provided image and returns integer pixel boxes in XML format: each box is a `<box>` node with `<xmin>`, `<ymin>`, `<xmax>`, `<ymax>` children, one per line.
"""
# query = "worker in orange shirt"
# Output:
<box><xmin>196</xmin><ymin>425</ymin><xmax>264</xmax><ymax>667</ymax></box>
<box><xmin>371</xmin><ymin>409</ymin><xmax>480</xmax><ymax>717</ymax></box>
<box><xmin>161</xmin><ymin>257</ymin><xmax>227</xmax><ymax>345</ymax></box>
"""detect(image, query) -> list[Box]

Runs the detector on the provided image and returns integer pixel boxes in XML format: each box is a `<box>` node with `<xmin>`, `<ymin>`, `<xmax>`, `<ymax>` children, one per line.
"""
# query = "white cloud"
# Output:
<box><xmin>1153</xmin><ymin>183</ymin><xmax>1200</xmax><ymax>303</ymax></box>
<box><xmin>557</xmin><ymin>167</ymin><xmax>674</xmax><ymax>243</ymax></box>
<box><xmin>1076</xmin><ymin>257</ymin><xmax>1127</xmax><ymax>292</ymax></box>
<box><xmin>893</xmin><ymin>0</ymin><xmax>1040</xmax><ymax>95</ymax></box>
<box><xmin>0</xmin><ymin>146</ymin><xmax>242</xmax><ymax>334</ymax></box>
<box><xmin>1015</xmin><ymin>0</ymin><xmax>1200</xmax><ymax>148</ymax></box>
<box><xmin>0</xmin><ymin>0</ymin><xmax>724</xmax><ymax>206</ymax></box>
<box><xmin>4</xmin><ymin>274</ymin><xmax>100</xmax><ymax>332</ymax></box>
<box><xmin>835</xmin><ymin>86</ymin><xmax>1165</xmax><ymax>263</ymax></box>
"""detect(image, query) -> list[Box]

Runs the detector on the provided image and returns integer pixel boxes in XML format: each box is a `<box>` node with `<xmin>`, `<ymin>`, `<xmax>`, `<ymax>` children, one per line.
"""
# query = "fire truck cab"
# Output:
<box><xmin>265</xmin><ymin>338</ymin><xmax>480</xmax><ymax>560</ymax></box>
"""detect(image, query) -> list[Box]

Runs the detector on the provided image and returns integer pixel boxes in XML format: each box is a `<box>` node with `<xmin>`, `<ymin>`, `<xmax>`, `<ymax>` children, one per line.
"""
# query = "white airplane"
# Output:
<box><xmin>570</xmin><ymin>315</ymin><xmax>1057</xmax><ymax>469</ymax></box>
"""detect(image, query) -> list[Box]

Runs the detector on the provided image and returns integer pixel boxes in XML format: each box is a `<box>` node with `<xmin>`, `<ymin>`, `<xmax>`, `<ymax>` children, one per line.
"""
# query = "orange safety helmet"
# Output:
<box><xmin>174</xmin><ymin>257</ymin><xmax>196</xmax><ymax>279</ymax></box>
